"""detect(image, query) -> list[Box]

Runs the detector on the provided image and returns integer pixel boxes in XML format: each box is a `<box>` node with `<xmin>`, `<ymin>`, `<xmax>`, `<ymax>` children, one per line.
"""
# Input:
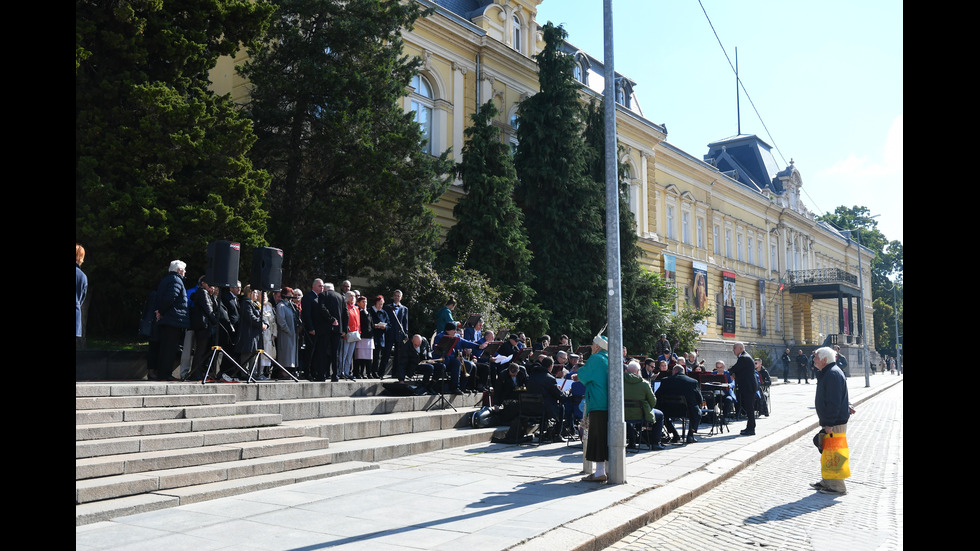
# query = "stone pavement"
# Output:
<box><xmin>76</xmin><ymin>373</ymin><xmax>903</xmax><ymax>551</ymax></box>
<box><xmin>607</xmin><ymin>379</ymin><xmax>903</xmax><ymax>550</ymax></box>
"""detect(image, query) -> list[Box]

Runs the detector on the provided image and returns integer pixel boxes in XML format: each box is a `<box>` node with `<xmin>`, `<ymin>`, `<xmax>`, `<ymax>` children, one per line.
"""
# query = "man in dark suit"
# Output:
<box><xmin>730</xmin><ymin>342</ymin><xmax>758</xmax><ymax>436</ymax></box>
<box><xmin>655</xmin><ymin>364</ymin><xmax>704</xmax><ymax>443</ymax></box>
<box><xmin>495</xmin><ymin>362</ymin><xmax>529</xmax><ymax>403</ymax></box>
<box><xmin>302</xmin><ymin>279</ymin><xmax>323</xmax><ymax>380</ymax></box>
<box><xmin>525</xmin><ymin>357</ymin><xmax>566</xmax><ymax>439</ymax></box>
<box><xmin>382</xmin><ymin>289</ymin><xmax>409</xmax><ymax>380</ymax></box>
<box><xmin>317</xmin><ymin>282</ymin><xmax>345</xmax><ymax>382</ymax></box>
<box><xmin>401</xmin><ymin>334</ymin><xmax>445</xmax><ymax>394</ymax></box>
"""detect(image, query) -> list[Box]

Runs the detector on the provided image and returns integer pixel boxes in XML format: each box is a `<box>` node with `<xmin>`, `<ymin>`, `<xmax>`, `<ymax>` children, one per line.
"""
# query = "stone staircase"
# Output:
<box><xmin>75</xmin><ymin>381</ymin><xmax>502</xmax><ymax>526</ymax></box>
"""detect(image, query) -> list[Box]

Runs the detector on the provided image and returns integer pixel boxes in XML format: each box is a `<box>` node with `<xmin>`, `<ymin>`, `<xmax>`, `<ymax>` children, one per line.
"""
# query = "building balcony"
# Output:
<box><xmin>787</xmin><ymin>268</ymin><xmax>858</xmax><ymax>287</ymax></box>
<box><xmin>786</xmin><ymin>268</ymin><xmax>860</xmax><ymax>299</ymax></box>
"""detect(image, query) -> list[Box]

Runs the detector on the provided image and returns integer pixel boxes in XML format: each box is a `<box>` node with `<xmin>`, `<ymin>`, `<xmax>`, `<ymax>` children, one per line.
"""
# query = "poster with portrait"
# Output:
<box><xmin>664</xmin><ymin>254</ymin><xmax>676</xmax><ymax>286</ymax></box>
<box><xmin>692</xmin><ymin>261</ymin><xmax>708</xmax><ymax>310</ymax></box>
<box><xmin>723</xmin><ymin>271</ymin><xmax>736</xmax><ymax>337</ymax></box>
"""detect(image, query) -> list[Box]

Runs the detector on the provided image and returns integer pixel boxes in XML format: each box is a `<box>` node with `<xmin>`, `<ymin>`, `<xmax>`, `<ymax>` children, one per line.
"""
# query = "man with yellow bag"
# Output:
<box><xmin>810</xmin><ymin>346</ymin><xmax>856</xmax><ymax>495</ymax></box>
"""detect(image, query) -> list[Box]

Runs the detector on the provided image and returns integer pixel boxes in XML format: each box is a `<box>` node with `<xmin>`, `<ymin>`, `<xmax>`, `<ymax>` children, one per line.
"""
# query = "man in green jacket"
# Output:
<box><xmin>623</xmin><ymin>361</ymin><xmax>666</xmax><ymax>450</ymax></box>
<box><xmin>577</xmin><ymin>336</ymin><xmax>609</xmax><ymax>482</ymax></box>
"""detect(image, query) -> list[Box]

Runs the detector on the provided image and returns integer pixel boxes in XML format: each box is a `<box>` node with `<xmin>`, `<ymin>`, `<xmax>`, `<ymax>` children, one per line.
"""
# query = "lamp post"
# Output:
<box><xmin>842</xmin><ymin>215</ymin><xmax>878</xmax><ymax>388</ymax></box>
<box><xmin>602</xmin><ymin>0</ymin><xmax>626</xmax><ymax>485</ymax></box>
<box><xmin>884</xmin><ymin>277</ymin><xmax>902</xmax><ymax>375</ymax></box>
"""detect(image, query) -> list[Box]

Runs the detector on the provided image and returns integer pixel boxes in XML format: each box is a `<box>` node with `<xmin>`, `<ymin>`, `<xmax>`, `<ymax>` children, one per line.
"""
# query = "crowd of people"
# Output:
<box><xmin>95</xmin><ymin>255</ymin><xmax>862</xmax><ymax>493</ymax></box>
<box><xmin>138</xmin><ymin>265</ymin><xmax>421</xmax><ymax>383</ymax></box>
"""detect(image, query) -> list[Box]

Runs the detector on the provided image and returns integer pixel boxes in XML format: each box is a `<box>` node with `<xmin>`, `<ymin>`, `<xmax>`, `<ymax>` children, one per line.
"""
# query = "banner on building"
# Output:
<box><xmin>692</xmin><ymin>261</ymin><xmax>708</xmax><ymax>335</ymax></box>
<box><xmin>758</xmin><ymin>279</ymin><xmax>767</xmax><ymax>337</ymax></box>
<box><xmin>723</xmin><ymin>271</ymin><xmax>736</xmax><ymax>337</ymax></box>
<box><xmin>692</xmin><ymin>261</ymin><xmax>708</xmax><ymax>310</ymax></box>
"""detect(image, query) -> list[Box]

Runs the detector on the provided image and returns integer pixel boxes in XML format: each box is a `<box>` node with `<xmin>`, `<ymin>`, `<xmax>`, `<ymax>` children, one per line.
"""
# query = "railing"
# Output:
<box><xmin>786</xmin><ymin>268</ymin><xmax>858</xmax><ymax>287</ymax></box>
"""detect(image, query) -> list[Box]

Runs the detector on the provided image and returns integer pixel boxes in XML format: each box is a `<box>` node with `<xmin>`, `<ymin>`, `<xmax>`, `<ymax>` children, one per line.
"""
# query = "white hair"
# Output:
<box><xmin>169</xmin><ymin>260</ymin><xmax>186</xmax><ymax>273</ymax></box>
<box><xmin>814</xmin><ymin>347</ymin><xmax>836</xmax><ymax>364</ymax></box>
<box><xmin>324</xmin><ymin>283</ymin><xmax>335</xmax><ymax>291</ymax></box>
<box><xmin>626</xmin><ymin>360</ymin><xmax>641</xmax><ymax>373</ymax></box>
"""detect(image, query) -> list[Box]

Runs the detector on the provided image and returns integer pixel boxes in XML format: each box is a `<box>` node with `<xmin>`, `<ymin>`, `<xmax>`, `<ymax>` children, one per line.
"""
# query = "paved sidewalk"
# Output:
<box><xmin>76</xmin><ymin>373</ymin><xmax>903</xmax><ymax>551</ymax></box>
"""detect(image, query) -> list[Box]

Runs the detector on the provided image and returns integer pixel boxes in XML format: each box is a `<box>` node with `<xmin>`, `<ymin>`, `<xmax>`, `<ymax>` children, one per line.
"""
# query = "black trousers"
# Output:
<box><xmin>737</xmin><ymin>390</ymin><xmax>756</xmax><ymax>431</ymax></box>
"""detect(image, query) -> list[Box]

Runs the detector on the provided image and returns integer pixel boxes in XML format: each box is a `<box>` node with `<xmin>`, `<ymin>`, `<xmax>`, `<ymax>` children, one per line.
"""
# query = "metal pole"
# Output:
<box><xmin>603</xmin><ymin>0</ymin><xmax>626</xmax><ymax>485</ymax></box>
<box><xmin>892</xmin><ymin>281</ymin><xmax>902</xmax><ymax>374</ymax></box>
<box><xmin>853</xmin><ymin>229</ymin><xmax>871</xmax><ymax>387</ymax></box>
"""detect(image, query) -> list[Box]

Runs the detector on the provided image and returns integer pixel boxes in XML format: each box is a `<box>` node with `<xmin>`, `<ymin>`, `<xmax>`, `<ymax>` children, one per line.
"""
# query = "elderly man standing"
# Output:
<box><xmin>577</xmin><ymin>336</ymin><xmax>609</xmax><ymax>483</ymax></box>
<box><xmin>810</xmin><ymin>346</ymin><xmax>855</xmax><ymax>495</ymax></box>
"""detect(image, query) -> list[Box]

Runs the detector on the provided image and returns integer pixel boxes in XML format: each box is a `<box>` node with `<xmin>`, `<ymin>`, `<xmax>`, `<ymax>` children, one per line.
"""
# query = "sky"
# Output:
<box><xmin>535</xmin><ymin>0</ymin><xmax>904</xmax><ymax>243</ymax></box>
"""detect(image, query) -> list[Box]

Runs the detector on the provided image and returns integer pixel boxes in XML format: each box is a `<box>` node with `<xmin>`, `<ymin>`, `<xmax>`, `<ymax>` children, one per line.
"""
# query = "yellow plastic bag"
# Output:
<box><xmin>820</xmin><ymin>432</ymin><xmax>850</xmax><ymax>479</ymax></box>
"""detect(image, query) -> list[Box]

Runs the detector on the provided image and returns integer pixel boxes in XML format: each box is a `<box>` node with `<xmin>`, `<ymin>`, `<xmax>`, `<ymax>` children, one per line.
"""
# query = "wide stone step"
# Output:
<box><xmin>284</xmin><ymin>408</ymin><xmax>472</xmax><ymax>442</ymax></box>
<box><xmin>229</xmin><ymin>392</ymin><xmax>484</xmax><ymax>421</ymax></box>
<box><xmin>75</xmin><ymin>436</ymin><xmax>329</xmax><ymax>480</ymax></box>
<box><xmin>76</xmin><ymin>413</ymin><xmax>283</xmax><ymax>441</ymax></box>
<box><xmin>75</xmin><ymin>392</ymin><xmax>237</xmax><ymax>410</ymax></box>
<box><xmin>75</xmin><ymin>461</ymin><xmax>379</xmax><ymax>526</ymax></box>
<box><xmin>76</xmin><ymin>425</ymin><xmax>307</xmax><ymax>459</ymax></box>
<box><xmin>75</xmin><ymin>402</ymin><xmax>244</xmax><ymax>425</ymax></box>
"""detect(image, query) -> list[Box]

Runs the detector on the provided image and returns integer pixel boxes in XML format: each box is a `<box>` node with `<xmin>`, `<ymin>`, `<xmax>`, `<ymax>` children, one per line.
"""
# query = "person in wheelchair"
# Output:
<box><xmin>623</xmin><ymin>361</ymin><xmax>666</xmax><ymax>450</ymax></box>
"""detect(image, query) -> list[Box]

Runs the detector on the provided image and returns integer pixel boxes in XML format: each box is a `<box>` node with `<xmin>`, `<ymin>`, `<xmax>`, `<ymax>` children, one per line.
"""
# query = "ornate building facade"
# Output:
<box><xmin>209</xmin><ymin>0</ymin><xmax>876</xmax><ymax>367</ymax></box>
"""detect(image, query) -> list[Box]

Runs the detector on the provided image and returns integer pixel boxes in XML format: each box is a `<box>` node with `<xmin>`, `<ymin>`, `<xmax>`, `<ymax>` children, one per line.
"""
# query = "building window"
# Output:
<box><xmin>697</xmin><ymin>217</ymin><xmax>705</xmax><ymax>249</ymax></box>
<box><xmin>682</xmin><ymin>212</ymin><xmax>691</xmax><ymax>244</ymax></box>
<box><xmin>573</xmin><ymin>63</ymin><xmax>583</xmax><ymax>83</ymax></box>
<box><xmin>749</xmin><ymin>299</ymin><xmax>757</xmax><ymax>329</ymax></box>
<box><xmin>757</xmin><ymin>239</ymin><xmax>764</xmax><ymax>267</ymax></box>
<box><xmin>513</xmin><ymin>15</ymin><xmax>522</xmax><ymax>53</ymax></box>
<box><xmin>770</xmin><ymin>242</ymin><xmax>778</xmax><ymax>272</ymax></box>
<box><xmin>410</xmin><ymin>74</ymin><xmax>434</xmax><ymax>155</ymax></box>
<box><xmin>747</xmin><ymin>235</ymin><xmax>754</xmax><ymax>265</ymax></box>
<box><xmin>737</xmin><ymin>231</ymin><xmax>744</xmax><ymax>262</ymax></box>
<box><xmin>713</xmin><ymin>225</ymin><xmax>720</xmax><ymax>255</ymax></box>
<box><xmin>738</xmin><ymin>297</ymin><xmax>746</xmax><ymax>328</ymax></box>
<box><xmin>725</xmin><ymin>228</ymin><xmax>733</xmax><ymax>259</ymax></box>
<box><xmin>666</xmin><ymin>205</ymin><xmax>675</xmax><ymax>240</ymax></box>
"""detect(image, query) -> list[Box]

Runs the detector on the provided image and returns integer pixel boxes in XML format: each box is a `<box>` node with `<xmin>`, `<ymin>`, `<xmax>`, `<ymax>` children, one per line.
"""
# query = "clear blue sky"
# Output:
<box><xmin>535</xmin><ymin>0</ymin><xmax>903</xmax><ymax>243</ymax></box>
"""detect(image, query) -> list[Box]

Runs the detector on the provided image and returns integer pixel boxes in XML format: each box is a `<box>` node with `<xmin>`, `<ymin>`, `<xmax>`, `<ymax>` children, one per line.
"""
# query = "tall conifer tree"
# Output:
<box><xmin>583</xmin><ymin>99</ymin><xmax>674</xmax><ymax>353</ymax></box>
<box><xmin>241</xmin><ymin>0</ymin><xmax>452</xmax><ymax>284</ymax></box>
<box><xmin>441</xmin><ymin>101</ymin><xmax>547</xmax><ymax>336</ymax></box>
<box><xmin>514</xmin><ymin>23</ymin><xmax>606</xmax><ymax>343</ymax></box>
<box><xmin>76</xmin><ymin>0</ymin><xmax>273</xmax><ymax>336</ymax></box>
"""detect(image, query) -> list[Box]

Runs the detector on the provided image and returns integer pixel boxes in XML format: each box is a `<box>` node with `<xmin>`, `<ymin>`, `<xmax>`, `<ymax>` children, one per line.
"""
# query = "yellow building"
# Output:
<box><xmin>209</xmin><ymin>0</ymin><xmax>876</xmax><ymax>368</ymax></box>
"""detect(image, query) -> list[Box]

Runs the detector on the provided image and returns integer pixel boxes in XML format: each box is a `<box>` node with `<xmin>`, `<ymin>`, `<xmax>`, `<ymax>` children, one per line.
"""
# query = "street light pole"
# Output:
<box><xmin>602</xmin><ymin>0</ymin><xmax>626</xmax><ymax>485</ymax></box>
<box><xmin>843</xmin><ymin>217</ymin><xmax>877</xmax><ymax>388</ymax></box>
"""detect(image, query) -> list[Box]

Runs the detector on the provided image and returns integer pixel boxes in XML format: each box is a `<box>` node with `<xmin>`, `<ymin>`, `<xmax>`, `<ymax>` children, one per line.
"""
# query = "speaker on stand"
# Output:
<box><xmin>251</xmin><ymin>247</ymin><xmax>283</xmax><ymax>292</ymax></box>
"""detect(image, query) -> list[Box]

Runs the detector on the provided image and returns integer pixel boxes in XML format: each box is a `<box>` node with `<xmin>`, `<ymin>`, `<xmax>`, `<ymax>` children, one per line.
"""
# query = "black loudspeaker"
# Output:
<box><xmin>251</xmin><ymin>247</ymin><xmax>283</xmax><ymax>292</ymax></box>
<box><xmin>206</xmin><ymin>241</ymin><xmax>241</xmax><ymax>288</ymax></box>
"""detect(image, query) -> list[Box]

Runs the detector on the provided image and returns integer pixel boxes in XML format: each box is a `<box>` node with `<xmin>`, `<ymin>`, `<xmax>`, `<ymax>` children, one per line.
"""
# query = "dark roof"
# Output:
<box><xmin>703</xmin><ymin>134</ymin><xmax>785</xmax><ymax>195</ymax></box>
<box><xmin>432</xmin><ymin>0</ymin><xmax>494</xmax><ymax>19</ymax></box>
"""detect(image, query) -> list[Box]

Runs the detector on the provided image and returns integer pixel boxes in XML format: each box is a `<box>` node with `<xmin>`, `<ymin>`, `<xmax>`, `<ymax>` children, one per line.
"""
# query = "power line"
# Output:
<box><xmin>697</xmin><ymin>0</ymin><xmax>788</xmax><ymax>167</ymax></box>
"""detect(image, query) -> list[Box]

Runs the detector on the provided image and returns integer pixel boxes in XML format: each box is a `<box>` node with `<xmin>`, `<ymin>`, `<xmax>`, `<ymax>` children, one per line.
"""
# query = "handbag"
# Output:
<box><xmin>820</xmin><ymin>432</ymin><xmax>850</xmax><ymax>479</ymax></box>
<box><xmin>345</xmin><ymin>330</ymin><xmax>361</xmax><ymax>343</ymax></box>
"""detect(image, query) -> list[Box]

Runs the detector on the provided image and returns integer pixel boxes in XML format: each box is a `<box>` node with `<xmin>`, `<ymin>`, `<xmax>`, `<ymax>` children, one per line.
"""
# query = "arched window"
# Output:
<box><xmin>410</xmin><ymin>74</ymin><xmax>434</xmax><ymax>155</ymax></box>
<box><xmin>513</xmin><ymin>15</ymin><xmax>522</xmax><ymax>53</ymax></box>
